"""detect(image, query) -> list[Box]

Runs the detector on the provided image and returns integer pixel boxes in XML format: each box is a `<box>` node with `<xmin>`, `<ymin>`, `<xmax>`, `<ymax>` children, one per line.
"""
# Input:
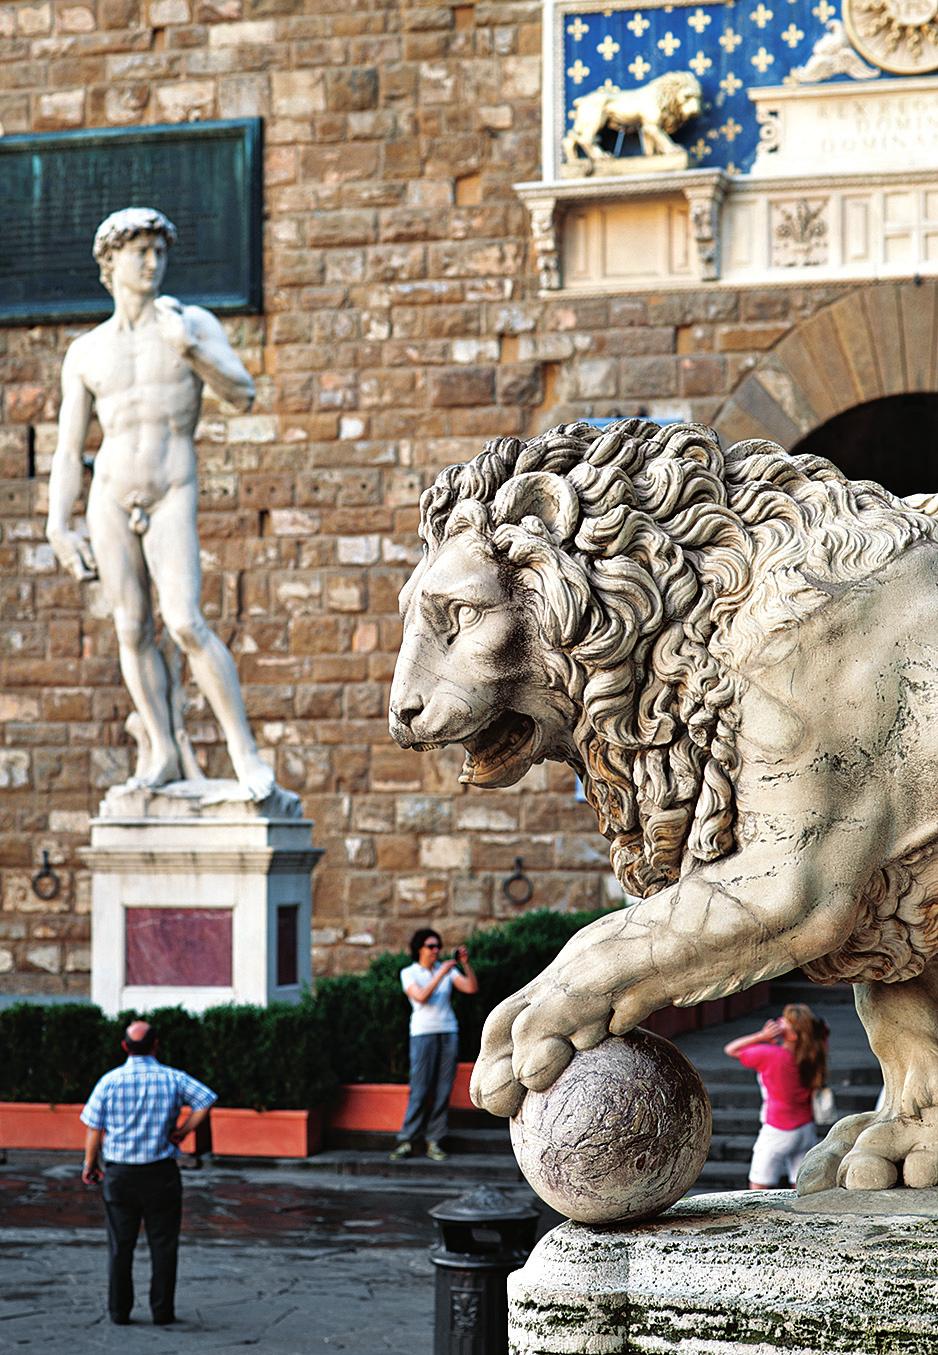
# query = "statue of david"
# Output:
<box><xmin>46</xmin><ymin>207</ymin><xmax>275</xmax><ymax>801</ymax></box>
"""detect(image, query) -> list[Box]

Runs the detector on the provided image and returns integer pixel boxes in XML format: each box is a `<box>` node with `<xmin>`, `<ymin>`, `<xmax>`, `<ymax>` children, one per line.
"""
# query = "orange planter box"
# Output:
<box><xmin>328</xmin><ymin>1082</ymin><xmax>408</xmax><ymax>1132</ymax></box>
<box><xmin>329</xmin><ymin>1062</ymin><xmax>476</xmax><ymax>1132</ymax></box>
<box><xmin>209</xmin><ymin>1107</ymin><xmax>322</xmax><ymax>1158</ymax></box>
<box><xmin>450</xmin><ymin>1061</ymin><xmax>475</xmax><ymax>1109</ymax></box>
<box><xmin>0</xmin><ymin>1102</ymin><xmax>85</xmax><ymax>1150</ymax></box>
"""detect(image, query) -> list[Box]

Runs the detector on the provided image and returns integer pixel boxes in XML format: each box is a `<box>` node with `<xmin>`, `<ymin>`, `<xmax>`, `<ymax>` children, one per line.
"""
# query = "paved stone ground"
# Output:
<box><xmin>2</xmin><ymin>1227</ymin><xmax>430</xmax><ymax>1352</ymax></box>
<box><xmin>0</xmin><ymin>1155</ymin><xmax>547</xmax><ymax>1354</ymax></box>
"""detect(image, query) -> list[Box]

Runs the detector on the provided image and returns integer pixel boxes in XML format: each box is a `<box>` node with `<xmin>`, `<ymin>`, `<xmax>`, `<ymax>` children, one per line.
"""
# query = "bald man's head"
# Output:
<box><xmin>123</xmin><ymin>1021</ymin><xmax>158</xmax><ymax>1055</ymax></box>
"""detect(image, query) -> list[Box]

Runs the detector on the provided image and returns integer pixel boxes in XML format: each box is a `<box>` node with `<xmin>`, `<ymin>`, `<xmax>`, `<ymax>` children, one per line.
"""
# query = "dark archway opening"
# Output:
<box><xmin>790</xmin><ymin>394</ymin><xmax>938</xmax><ymax>497</ymax></box>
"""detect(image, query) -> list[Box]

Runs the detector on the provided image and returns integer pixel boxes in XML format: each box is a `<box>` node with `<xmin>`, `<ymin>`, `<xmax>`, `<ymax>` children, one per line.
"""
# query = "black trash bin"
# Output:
<box><xmin>429</xmin><ymin>1184</ymin><xmax>539</xmax><ymax>1355</ymax></box>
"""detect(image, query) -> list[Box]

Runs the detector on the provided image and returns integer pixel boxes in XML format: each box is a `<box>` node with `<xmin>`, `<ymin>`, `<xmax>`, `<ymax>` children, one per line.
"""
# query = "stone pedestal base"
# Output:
<box><xmin>83</xmin><ymin>779</ymin><xmax>321</xmax><ymax>1015</ymax></box>
<box><xmin>508</xmin><ymin>1189</ymin><xmax>938</xmax><ymax>1354</ymax></box>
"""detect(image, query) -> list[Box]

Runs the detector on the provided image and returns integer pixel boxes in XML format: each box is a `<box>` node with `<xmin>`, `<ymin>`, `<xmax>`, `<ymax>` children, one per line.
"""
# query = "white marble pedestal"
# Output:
<box><xmin>509</xmin><ymin>1189</ymin><xmax>938</xmax><ymax>1354</ymax></box>
<box><xmin>83</xmin><ymin>780</ymin><xmax>321</xmax><ymax>1016</ymax></box>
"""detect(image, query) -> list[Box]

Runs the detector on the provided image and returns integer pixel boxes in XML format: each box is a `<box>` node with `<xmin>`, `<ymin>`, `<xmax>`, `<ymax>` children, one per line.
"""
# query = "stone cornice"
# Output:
<box><xmin>79</xmin><ymin>847</ymin><xmax>323</xmax><ymax>874</ymax></box>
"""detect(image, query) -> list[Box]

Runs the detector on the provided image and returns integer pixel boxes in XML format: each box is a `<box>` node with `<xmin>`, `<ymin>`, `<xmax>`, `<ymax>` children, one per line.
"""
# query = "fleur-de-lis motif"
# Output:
<box><xmin>781</xmin><ymin>21</ymin><xmax>804</xmax><ymax>45</ymax></box>
<box><xmin>688</xmin><ymin>7</ymin><xmax>712</xmax><ymax>33</ymax></box>
<box><xmin>812</xmin><ymin>0</ymin><xmax>835</xmax><ymax>19</ymax></box>
<box><xmin>567</xmin><ymin>17</ymin><xmax>589</xmax><ymax>41</ymax></box>
<box><xmin>597</xmin><ymin>34</ymin><xmax>621</xmax><ymax>60</ymax></box>
<box><xmin>689</xmin><ymin>136</ymin><xmax>712</xmax><ymax>160</ymax></box>
<box><xmin>690</xmin><ymin>50</ymin><xmax>713</xmax><ymax>75</ymax></box>
<box><xmin>627</xmin><ymin>11</ymin><xmax>650</xmax><ymax>36</ymax></box>
<box><xmin>721</xmin><ymin>116</ymin><xmax>743</xmax><ymax>141</ymax></box>
<box><xmin>751</xmin><ymin>46</ymin><xmax>774</xmax><ymax>72</ymax></box>
<box><xmin>719</xmin><ymin>26</ymin><xmax>743</xmax><ymax>52</ymax></box>
<box><xmin>720</xmin><ymin>71</ymin><xmax>743</xmax><ymax>94</ymax></box>
<box><xmin>629</xmin><ymin>54</ymin><xmax>652</xmax><ymax>79</ymax></box>
<box><xmin>658</xmin><ymin>30</ymin><xmax>681</xmax><ymax>56</ymax></box>
<box><xmin>750</xmin><ymin>3</ymin><xmax>773</xmax><ymax>28</ymax></box>
<box><xmin>567</xmin><ymin>58</ymin><xmax>591</xmax><ymax>84</ymax></box>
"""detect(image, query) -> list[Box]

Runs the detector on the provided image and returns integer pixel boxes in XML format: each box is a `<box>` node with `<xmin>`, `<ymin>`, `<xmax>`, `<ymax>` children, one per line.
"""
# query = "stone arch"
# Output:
<box><xmin>712</xmin><ymin>280</ymin><xmax>938</xmax><ymax>452</ymax></box>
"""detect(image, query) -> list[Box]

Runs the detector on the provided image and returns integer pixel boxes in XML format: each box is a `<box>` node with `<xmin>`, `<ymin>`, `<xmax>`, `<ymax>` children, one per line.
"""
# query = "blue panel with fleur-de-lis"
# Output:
<box><xmin>562</xmin><ymin>1</ymin><xmax>884</xmax><ymax>175</ymax></box>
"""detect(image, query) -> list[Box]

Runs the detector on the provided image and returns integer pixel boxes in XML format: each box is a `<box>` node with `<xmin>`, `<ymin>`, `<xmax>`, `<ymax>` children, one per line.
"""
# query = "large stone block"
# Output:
<box><xmin>510</xmin><ymin>1192</ymin><xmax>938</xmax><ymax>1354</ymax></box>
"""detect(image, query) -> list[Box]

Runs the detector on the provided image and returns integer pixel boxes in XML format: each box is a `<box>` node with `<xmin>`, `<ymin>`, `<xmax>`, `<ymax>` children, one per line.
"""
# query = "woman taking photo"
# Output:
<box><xmin>724</xmin><ymin>1003</ymin><xmax>829</xmax><ymax>1189</ymax></box>
<box><xmin>389</xmin><ymin>928</ymin><xmax>478</xmax><ymax>1163</ymax></box>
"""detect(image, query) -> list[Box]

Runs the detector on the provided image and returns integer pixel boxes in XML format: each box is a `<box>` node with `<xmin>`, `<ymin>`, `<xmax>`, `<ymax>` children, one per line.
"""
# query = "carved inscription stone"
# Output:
<box><xmin>750</xmin><ymin>78</ymin><xmax>938</xmax><ymax>176</ymax></box>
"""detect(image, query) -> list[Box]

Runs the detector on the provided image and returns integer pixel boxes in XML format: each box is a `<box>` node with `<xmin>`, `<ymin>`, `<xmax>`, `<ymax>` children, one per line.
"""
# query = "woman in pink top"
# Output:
<box><xmin>724</xmin><ymin>1003</ymin><xmax>829</xmax><ymax>1190</ymax></box>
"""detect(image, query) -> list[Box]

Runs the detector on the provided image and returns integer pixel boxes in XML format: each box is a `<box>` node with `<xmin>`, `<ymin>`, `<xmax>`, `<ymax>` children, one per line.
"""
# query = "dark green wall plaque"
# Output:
<box><xmin>0</xmin><ymin>118</ymin><xmax>262</xmax><ymax>325</ymax></box>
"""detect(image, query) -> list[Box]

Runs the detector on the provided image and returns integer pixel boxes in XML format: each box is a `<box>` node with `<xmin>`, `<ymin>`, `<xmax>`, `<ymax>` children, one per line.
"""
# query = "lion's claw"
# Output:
<box><xmin>514</xmin><ymin>1035</ymin><xmax>575</xmax><ymax>1092</ymax></box>
<box><xmin>903</xmin><ymin>1146</ymin><xmax>938</xmax><ymax>1188</ymax></box>
<box><xmin>469</xmin><ymin>1054</ymin><xmax>525</xmax><ymax>1118</ymax></box>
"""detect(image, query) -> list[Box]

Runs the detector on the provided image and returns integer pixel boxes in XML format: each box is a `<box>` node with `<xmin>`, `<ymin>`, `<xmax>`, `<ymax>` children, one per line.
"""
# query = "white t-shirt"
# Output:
<box><xmin>400</xmin><ymin>962</ymin><xmax>458</xmax><ymax>1036</ymax></box>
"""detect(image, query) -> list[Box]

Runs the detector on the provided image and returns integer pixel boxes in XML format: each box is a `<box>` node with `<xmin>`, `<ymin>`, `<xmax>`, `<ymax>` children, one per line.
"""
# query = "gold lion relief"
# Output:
<box><xmin>561</xmin><ymin>72</ymin><xmax>703</xmax><ymax>177</ymax></box>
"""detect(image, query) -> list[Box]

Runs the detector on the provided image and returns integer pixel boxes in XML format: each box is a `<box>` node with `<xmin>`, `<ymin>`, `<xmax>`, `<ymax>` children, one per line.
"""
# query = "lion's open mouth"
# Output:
<box><xmin>459</xmin><ymin>711</ymin><xmax>538</xmax><ymax>788</ymax></box>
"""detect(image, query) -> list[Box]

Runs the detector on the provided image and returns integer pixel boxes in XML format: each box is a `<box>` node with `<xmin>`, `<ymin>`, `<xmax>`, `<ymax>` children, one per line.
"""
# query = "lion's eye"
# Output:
<box><xmin>453</xmin><ymin>603</ymin><xmax>482</xmax><ymax>630</ymax></box>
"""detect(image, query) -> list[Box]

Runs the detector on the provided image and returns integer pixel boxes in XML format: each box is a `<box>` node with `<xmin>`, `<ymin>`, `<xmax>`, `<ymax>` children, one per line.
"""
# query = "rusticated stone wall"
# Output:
<box><xmin>0</xmin><ymin>0</ymin><xmax>849</xmax><ymax>990</ymax></box>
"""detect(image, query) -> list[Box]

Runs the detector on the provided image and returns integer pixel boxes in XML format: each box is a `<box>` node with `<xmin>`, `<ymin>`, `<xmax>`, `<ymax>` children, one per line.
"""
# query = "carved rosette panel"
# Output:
<box><xmin>754</xmin><ymin>103</ymin><xmax>781</xmax><ymax>158</ymax></box>
<box><xmin>845</xmin><ymin>0</ymin><xmax>938</xmax><ymax>74</ymax></box>
<box><xmin>770</xmin><ymin>197</ymin><xmax>831</xmax><ymax>268</ymax></box>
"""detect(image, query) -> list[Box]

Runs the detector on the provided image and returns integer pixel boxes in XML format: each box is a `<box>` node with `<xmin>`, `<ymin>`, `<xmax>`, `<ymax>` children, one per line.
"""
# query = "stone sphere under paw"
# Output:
<box><xmin>509</xmin><ymin>1030</ymin><xmax>712</xmax><ymax>1225</ymax></box>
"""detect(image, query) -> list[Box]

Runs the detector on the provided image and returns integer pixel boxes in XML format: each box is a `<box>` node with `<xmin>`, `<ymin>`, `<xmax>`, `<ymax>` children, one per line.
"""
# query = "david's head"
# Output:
<box><xmin>92</xmin><ymin>207</ymin><xmax>177</xmax><ymax>297</ymax></box>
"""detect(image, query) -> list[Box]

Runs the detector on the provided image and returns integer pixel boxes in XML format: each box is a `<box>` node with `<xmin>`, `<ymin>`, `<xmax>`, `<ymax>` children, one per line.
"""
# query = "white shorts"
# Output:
<box><xmin>749</xmin><ymin>1121</ymin><xmax>817</xmax><ymax>1187</ymax></box>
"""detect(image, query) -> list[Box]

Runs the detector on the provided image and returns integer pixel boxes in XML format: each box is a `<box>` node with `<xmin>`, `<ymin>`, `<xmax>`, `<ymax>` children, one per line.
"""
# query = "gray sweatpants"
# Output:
<box><xmin>397</xmin><ymin>1031</ymin><xmax>459</xmax><ymax>1145</ymax></box>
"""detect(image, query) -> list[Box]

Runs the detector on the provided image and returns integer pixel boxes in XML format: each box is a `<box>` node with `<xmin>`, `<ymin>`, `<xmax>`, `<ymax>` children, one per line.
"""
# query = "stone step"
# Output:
<box><xmin>708</xmin><ymin>1133</ymin><xmax>762</xmax><ymax>1163</ymax></box>
<box><xmin>701</xmin><ymin>1080</ymin><xmax>880</xmax><ymax>1112</ymax></box>
<box><xmin>689</xmin><ymin>1058</ymin><xmax>879</xmax><ymax>1086</ymax></box>
<box><xmin>692</xmin><ymin>1158</ymin><xmax>750</xmax><ymax>1192</ymax></box>
<box><xmin>301</xmin><ymin>1149</ymin><xmax>523</xmax><ymax>1184</ymax></box>
<box><xmin>327</xmin><ymin>1125</ymin><xmax>510</xmax><ymax>1155</ymax></box>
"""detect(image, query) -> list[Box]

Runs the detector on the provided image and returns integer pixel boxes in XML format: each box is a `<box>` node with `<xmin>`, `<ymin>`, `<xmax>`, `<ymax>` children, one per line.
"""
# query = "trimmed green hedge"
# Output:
<box><xmin>0</xmin><ymin>908</ymin><xmax>612</xmax><ymax>1109</ymax></box>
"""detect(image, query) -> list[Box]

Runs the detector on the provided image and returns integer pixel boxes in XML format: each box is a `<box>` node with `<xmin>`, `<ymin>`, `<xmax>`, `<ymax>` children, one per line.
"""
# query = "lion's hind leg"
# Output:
<box><xmin>798</xmin><ymin>960</ymin><xmax>938</xmax><ymax>1194</ymax></box>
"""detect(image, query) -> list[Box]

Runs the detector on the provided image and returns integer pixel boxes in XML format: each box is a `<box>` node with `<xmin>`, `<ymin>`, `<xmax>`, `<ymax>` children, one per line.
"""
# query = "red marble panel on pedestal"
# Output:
<box><xmin>125</xmin><ymin>907</ymin><xmax>233</xmax><ymax>987</ymax></box>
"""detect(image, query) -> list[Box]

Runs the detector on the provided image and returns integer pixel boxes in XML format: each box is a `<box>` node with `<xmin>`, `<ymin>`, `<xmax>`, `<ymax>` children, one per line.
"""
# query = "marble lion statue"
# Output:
<box><xmin>562</xmin><ymin>72</ymin><xmax>702</xmax><ymax>169</ymax></box>
<box><xmin>389</xmin><ymin>418</ymin><xmax>938</xmax><ymax>1195</ymax></box>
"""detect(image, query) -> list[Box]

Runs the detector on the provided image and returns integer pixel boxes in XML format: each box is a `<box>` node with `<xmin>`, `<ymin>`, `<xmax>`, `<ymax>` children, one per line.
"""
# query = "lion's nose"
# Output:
<box><xmin>395</xmin><ymin>700</ymin><xmax>422</xmax><ymax>727</ymax></box>
<box><xmin>389</xmin><ymin>698</ymin><xmax>424</xmax><ymax>747</ymax></box>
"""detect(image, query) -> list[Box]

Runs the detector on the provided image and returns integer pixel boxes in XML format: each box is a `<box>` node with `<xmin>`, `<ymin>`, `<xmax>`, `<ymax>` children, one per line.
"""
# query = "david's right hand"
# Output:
<box><xmin>47</xmin><ymin>527</ymin><xmax>98</xmax><ymax>581</ymax></box>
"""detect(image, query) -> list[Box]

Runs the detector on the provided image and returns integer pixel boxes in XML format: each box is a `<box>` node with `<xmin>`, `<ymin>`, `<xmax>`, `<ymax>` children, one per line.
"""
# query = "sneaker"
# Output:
<box><xmin>388</xmin><ymin>1141</ymin><xmax>413</xmax><ymax>1162</ymax></box>
<box><xmin>426</xmin><ymin>1141</ymin><xmax>448</xmax><ymax>1162</ymax></box>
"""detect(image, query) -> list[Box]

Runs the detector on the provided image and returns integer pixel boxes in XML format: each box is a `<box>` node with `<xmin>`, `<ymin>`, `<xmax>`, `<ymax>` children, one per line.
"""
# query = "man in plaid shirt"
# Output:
<box><xmin>81</xmin><ymin>1019</ymin><xmax>216</xmax><ymax>1326</ymax></box>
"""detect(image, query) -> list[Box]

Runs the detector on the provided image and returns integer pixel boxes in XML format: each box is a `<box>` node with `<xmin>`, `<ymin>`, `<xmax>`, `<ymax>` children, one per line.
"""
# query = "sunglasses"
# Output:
<box><xmin>423</xmin><ymin>941</ymin><xmax>441</xmax><ymax>949</ymax></box>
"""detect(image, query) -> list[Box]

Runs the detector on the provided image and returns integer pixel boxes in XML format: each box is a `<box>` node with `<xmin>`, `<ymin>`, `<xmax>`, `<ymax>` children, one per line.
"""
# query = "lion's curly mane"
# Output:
<box><xmin>418</xmin><ymin>419</ymin><xmax>937</xmax><ymax>898</ymax></box>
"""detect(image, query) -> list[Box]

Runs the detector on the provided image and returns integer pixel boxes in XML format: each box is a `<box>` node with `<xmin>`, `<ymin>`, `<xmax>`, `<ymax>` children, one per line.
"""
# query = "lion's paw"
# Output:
<box><xmin>838</xmin><ymin>1106</ymin><xmax>938</xmax><ymax>1189</ymax></box>
<box><xmin>797</xmin><ymin>1108</ymin><xmax>938</xmax><ymax>1194</ymax></box>
<box><xmin>469</xmin><ymin>984</ymin><xmax>614</xmax><ymax>1118</ymax></box>
<box><xmin>796</xmin><ymin>1113</ymin><xmax>877</xmax><ymax>1195</ymax></box>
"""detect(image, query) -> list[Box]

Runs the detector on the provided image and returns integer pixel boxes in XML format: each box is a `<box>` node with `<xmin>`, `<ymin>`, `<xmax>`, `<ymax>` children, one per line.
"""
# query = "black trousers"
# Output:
<box><xmin>102</xmin><ymin>1158</ymin><xmax>182</xmax><ymax>1321</ymax></box>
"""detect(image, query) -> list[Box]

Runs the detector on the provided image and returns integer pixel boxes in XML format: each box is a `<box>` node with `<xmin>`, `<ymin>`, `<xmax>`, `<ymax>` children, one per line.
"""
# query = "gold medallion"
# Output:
<box><xmin>844</xmin><ymin>0</ymin><xmax>938</xmax><ymax>73</ymax></box>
